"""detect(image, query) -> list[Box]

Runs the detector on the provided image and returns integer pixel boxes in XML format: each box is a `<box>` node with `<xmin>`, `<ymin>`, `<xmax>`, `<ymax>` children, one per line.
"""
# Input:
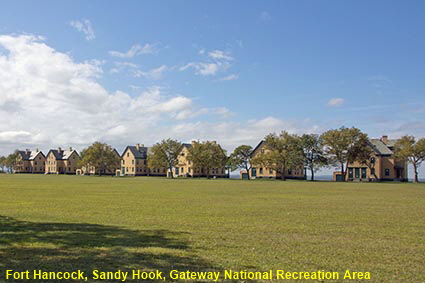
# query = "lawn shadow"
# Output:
<box><xmin>0</xmin><ymin>215</ymin><xmax>251</xmax><ymax>283</ymax></box>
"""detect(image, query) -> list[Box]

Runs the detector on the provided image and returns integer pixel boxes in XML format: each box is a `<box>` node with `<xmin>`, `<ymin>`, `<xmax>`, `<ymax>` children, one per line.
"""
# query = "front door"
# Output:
<box><xmin>355</xmin><ymin>168</ymin><xmax>360</xmax><ymax>179</ymax></box>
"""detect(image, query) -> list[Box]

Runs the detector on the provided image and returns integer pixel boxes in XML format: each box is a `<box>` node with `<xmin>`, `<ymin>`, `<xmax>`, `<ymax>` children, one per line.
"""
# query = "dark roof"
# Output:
<box><xmin>369</xmin><ymin>139</ymin><xmax>394</xmax><ymax>155</ymax></box>
<box><xmin>18</xmin><ymin>150</ymin><xmax>45</xmax><ymax>161</ymax></box>
<box><xmin>182</xmin><ymin>143</ymin><xmax>192</xmax><ymax>148</ymax></box>
<box><xmin>122</xmin><ymin>146</ymin><xmax>147</xmax><ymax>159</ymax></box>
<box><xmin>46</xmin><ymin>149</ymin><xmax>79</xmax><ymax>160</ymax></box>
<box><xmin>17</xmin><ymin>151</ymin><xmax>30</xmax><ymax>161</ymax></box>
<box><xmin>250</xmin><ymin>140</ymin><xmax>265</xmax><ymax>158</ymax></box>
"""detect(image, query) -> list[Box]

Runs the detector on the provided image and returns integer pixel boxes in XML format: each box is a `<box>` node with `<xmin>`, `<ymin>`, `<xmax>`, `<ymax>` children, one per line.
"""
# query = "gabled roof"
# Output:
<box><xmin>46</xmin><ymin>149</ymin><xmax>79</xmax><ymax>160</ymax></box>
<box><xmin>17</xmin><ymin>151</ymin><xmax>30</xmax><ymax>161</ymax></box>
<box><xmin>112</xmin><ymin>148</ymin><xmax>120</xmax><ymax>157</ymax></box>
<box><xmin>250</xmin><ymin>140</ymin><xmax>265</xmax><ymax>158</ymax></box>
<box><xmin>29</xmin><ymin>151</ymin><xmax>45</xmax><ymax>160</ymax></box>
<box><xmin>122</xmin><ymin>146</ymin><xmax>147</xmax><ymax>159</ymax></box>
<box><xmin>18</xmin><ymin>150</ymin><xmax>45</xmax><ymax>161</ymax></box>
<box><xmin>369</xmin><ymin>139</ymin><xmax>394</xmax><ymax>155</ymax></box>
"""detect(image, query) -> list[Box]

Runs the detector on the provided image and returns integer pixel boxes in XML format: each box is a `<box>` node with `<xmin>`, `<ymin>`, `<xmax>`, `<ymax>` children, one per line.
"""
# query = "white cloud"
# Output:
<box><xmin>0</xmin><ymin>34</ymin><xmax>321</xmax><ymax>156</ymax></box>
<box><xmin>109</xmin><ymin>43</ymin><xmax>157</xmax><ymax>58</ymax></box>
<box><xmin>69</xmin><ymin>19</ymin><xmax>95</xmax><ymax>41</ymax></box>
<box><xmin>218</xmin><ymin>74</ymin><xmax>239</xmax><ymax>81</ymax></box>
<box><xmin>134</xmin><ymin>65</ymin><xmax>170</xmax><ymax>80</ymax></box>
<box><xmin>208</xmin><ymin>50</ymin><xmax>233</xmax><ymax>61</ymax></box>
<box><xmin>327</xmin><ymin>98</ymin><xmax>345</xmax><ymax>107</ymax></box>
<box><xmin>180</xmin><ymin>62</ymin><xmax>229</xmax><ymax>76</ymax></box>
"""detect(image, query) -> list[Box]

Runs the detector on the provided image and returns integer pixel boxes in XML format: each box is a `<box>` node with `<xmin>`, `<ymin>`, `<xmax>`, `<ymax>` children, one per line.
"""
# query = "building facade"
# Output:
<box><xmin>173</xmin><ymin>142</ymin><xmax>228</xmax><ymax>178</ymax></box>
<box><xmin>14</xmin><ymin>149</ymin><xmax>46</xmax><ymax>174</ymax></box>
<box><xmin>334</xmin><ymin>135</ymin><xmax>408</xmax><ymax>182</ymax></box>
<box><xmin>45</xmin><ymin>147</ymin><xmax>79</xmax><ymax>174</ymax></box>
<box><xmin>248</xmin><ymin>140</ymin><xmax>306</xmax><ymax>180</ymax></box>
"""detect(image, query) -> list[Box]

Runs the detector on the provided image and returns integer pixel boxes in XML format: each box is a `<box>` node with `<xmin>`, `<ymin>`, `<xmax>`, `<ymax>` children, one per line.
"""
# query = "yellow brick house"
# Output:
<box><xmin>248</xmin><ymin>140</ymin><xmax>306</xmax><ymax>179</ymax></box>
<box><xmin>45</xmin><ymin>147</ymin><xmax>79</xmax><ymax>174</ymax></box>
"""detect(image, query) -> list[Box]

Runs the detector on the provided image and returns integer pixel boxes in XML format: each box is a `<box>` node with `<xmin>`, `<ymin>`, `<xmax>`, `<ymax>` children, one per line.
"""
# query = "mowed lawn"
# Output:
<box><xmin>0</xmin><ymin>175</ymin><xmax>424</xmax><ymax>282</ymax></box>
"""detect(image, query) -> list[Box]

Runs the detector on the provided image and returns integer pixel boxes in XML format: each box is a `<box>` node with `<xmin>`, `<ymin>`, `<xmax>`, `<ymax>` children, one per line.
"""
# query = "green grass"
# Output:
<box><xmin>0</xmin><ymin>175</ymin><xmax>424</xmax><ymax>282</ymax></box>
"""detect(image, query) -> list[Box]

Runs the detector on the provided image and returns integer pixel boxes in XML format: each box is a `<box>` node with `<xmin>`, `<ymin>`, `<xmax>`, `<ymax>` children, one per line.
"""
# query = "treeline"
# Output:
<box><xmin>2</xmin><ymin>127</ymin><xmax>425</xmax><ymax>182</ymax></box>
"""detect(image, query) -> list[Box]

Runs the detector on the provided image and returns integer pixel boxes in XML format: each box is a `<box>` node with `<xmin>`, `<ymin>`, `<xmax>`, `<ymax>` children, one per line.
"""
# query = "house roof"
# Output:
<box><xmin>47</xmin><ymin>149</ymin><xmax>79</xmax><ymax>160</ymax></box>
<box><xmin>250</xmin><ymin>140</ymin><xmax>265</xmax><ymax>157</ymax></box>
<box><xmin>369</xmin><ymin>139</ymin><xmax>394</xmax><ymax>155</ymax></box>
<box><xmin>18</xmin><ymin>150</ymin><xmax>45</xmax><ymax>161</ymax></box>
<box><xmin>122</xmin><ymin>146</ymin><xmax>147</xmax><ymax>159</ymax></box>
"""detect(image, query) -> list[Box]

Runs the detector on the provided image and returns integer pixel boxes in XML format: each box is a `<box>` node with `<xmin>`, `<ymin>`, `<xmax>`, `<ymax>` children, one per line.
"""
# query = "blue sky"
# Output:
<box><xmin>0</xmin><ymin>1</ymin><xmax>424</xmax><ymax>176</ymax></box>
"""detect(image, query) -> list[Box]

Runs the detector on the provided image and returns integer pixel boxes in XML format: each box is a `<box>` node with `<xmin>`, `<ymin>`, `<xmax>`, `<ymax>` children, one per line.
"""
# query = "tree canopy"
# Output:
<box><xmin>228</xmin><ymin>145</ymin><xmax>253</xmax><ymax>179</ymax></box>
<box><xmin>394</xmin><ymin>135</ymin><xmax>425</xmax><ymax>183</ymax></box>
<box><xmin>321</xmin><ymin>127</ymin><xmax>370</xmax><ymax>180</ymax></box>
<box><xmin>187</xmin><ymin>141</ymin><xmax>227</xmax><ymax>178</ymax></box>
<box><xmin>79</xmin><ymin>142</ymin><xmax>120</xmax><ymax>175</ymax></box>
<box><xmin>300</xmin><ymin>134</ymin><xmax>327</xmax><ymax>181</ymax></box>
<box><xmin>252</xmin><ymin>131</ymin><xmax>304</xmax><ymax>180</ymax></box>
<box><xmin>147</xmin><ymin>139</ymin><xmax>182</xmax><ymax>178</ymax></box>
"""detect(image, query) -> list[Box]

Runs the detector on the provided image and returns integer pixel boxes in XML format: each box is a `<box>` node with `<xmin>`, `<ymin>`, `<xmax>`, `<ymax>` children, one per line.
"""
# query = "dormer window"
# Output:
<box><xmin>370</xmin><ymin>157</ymin><xmax>375</xmax><ymax>164</ymax></box>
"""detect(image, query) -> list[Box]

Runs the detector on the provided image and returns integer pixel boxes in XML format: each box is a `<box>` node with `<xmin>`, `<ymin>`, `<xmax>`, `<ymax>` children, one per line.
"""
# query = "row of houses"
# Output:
<box><xmin>14</xmin><ymin>142</ymin><xmax>229</xmax><ymax>178</ymax></box>
<box><xmin>13</xmin><ymin>135</ymin><xmax>408</xmax><ymax>181</ymax></box>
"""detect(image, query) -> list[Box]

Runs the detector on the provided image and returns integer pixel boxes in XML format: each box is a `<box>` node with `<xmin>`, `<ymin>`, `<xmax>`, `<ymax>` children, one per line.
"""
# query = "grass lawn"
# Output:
<box><xmin>0</xmin><ymin>175</ymin><xmax>424</xmax><ymax>282</ymax></box>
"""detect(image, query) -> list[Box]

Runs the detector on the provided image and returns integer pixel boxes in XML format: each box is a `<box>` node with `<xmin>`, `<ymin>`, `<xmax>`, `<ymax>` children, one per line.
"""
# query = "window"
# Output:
<box><xmin>188</xmin><ymin>168</ymin><xmax>191</xmax><ymax>173</ymax></box>
<box><xmin>288</xmin><ymin>169</ymin><xmax>292</xmax><ymax>175</ymax></box>
<box><xmin>132</xmin><ymin>167</ymin><xmax>134</xmax><ymax>172</ymax></box>
<box><xmin>361</xmin><ymin>168</ymin><xmax>367</xmax><ymax>179</ymax></box>
<box><xmin>370</xmin><ymin>157</ymin><xmax>375</xmax><ymax>164</ymax></box>
<box><xmin>355</xmin><ymin>168</ymin><xmax>360</xmax><ymax>178</ymax></box>
<box><xmin>259</xmin><ymin>168</ymin><xmax>263</xmax><ymax>174</ymax></box>
<box><xmin>68</xmin><ymin>167</ymin><xmax>71</xmax><ymax>171</ymax></box>
<box><xmin>122</xmin><ymin>160</ymin><xmax>125</xmax><ymax>164</ymax></box>
<box><xmin>261</xmin><ymin>149</ymin><xmax>265</xmax><ymax>154</ymax></box>
<box><xmin>371</xmin><ymin>168</ymin><xmax>375</xmax><ymax>175</ymax></box>
<box><xmin>69</xmin><ymin>161</ymin><xmax>71</xmax><ymax>165</ymax></box>
<box><xmin>385</xmin><ymin>169</ymin><xmax>390</xmax><ymax>176</ymax></box>
<box><xmin>127</xmin><ymin>152</ymin><xmax>130</xmax><ymax>157</ymax></box>
<box><xmin>136</xmin><ymin>160</ymin><xmax>139</xmax><ymax>165</ymax></box>
<box><xmin>181</xmin><ymin>167</ymin><xmax>184</xmax><ymax>173</ymax></box>
<box><xmin>132</xmin><ymin>160</ymin><xmax>134</xmax><ymax>164</ymax></box>
<box><xmin>269</xmin><ymin>169</ymin><xmax>273</xmax><ymax>174</ymax></box>
<box><xmin>35</xmin><ymin>162</ymin><xmax>37</xmax><ymax>165</ymax></box>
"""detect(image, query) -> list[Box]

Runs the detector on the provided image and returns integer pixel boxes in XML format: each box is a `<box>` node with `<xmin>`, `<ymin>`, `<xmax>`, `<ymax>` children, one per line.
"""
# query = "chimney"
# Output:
<box><xmin>211</xmin><ymin>141</ymin><xmax>216</xmax><ymax>144</ymax></box>
<box><xmin>69</xmin><ymin>147</ymin><xmax>73</xmax><ymax>151</ymax></box>
<box><xmin>58</xmin><ymin>147</ymin><xmax>62</xmax><ymax>152</ymax></box>
<box><xmin>381</xmin><ymin>135</ymin><xmax>388</xmax><ymax>144</ymax></box>
<box><xmin>136</xmin><ymin>143</ymin><xmax>140</xmax><ymax>151</ymax></box>
<box><xmin>141</xmin><ymin>144</ymin><xmax>144</xmax><ymax>147</ymax></box>
<box><xmin>36</xmin><ymin>148</ymin><xmax>39</xmax><ymax>152</ymax></box>
<box><xmin>25</xmin><ymin>149</ymin><xmax>31</xmax><ymax>154</ymax></box>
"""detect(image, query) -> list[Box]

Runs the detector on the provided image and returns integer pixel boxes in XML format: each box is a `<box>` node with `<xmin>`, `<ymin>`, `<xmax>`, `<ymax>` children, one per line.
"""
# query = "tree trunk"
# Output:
<box><xmin>168</xmin><ymin>166</ymin><xmax>173</xmax><ymax>178</ymax></box>
<box><xmin>413</xmin><ymin>163</ymin><xmax>419</xmax><ymax>183</ymax></box>
<box><xmin>341</xmin><ymin>162</ymin><xmax>346</xmax><ymax>181</ymax></box>
<box><xmin>310</xmin><ymin>166</ymin><xmax>314</xmax><ymax>181</ymax></box>
<box><xmin>245</xmin><ymin>165</ymin><xmax>250</xmax><ymax>180</ymax></box>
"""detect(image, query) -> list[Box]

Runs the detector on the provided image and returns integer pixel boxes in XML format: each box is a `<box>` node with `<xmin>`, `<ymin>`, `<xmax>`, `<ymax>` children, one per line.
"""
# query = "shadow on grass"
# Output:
<box><xmin>0</xmin><ymin>215</ymin><xmax>250</xmax><ymax>283</ymax></box>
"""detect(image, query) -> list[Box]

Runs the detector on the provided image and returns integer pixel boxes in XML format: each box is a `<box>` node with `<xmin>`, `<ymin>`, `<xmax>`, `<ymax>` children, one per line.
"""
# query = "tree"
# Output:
<box><xmin>252</xmin><ymin>131</ymin><xmax>304</xmax><ymax>180</ymax></box>
<box><xmin>4</xmin><ymin>150</ymin><xmax>19</xmax><ymax>173</ymax></box>
<box><xmin>147</xmin><ymin>139</ymin><xmax>182</xmax><ymax>178</ymax></box>
<box><xmin>0</xmin><ymin>156</ymin><xmax>6</xmax><ymax>172</ymax></box>
<box><xmin>353</xmin><ymin>140</ymin><xmax>377</xmax><ymax>180</ymax></box>
<box><xmin>300</xmin><ymin>134</ymin><xmax>327</xmax><ymax>181</ymax></box>
<box><xmin>393</xmin><ymin>136</ymin><xmax>425</xmax><ymax>183</ymax></box>
<box><xmin>187</xmin><ymin>141</ymin><xmax>227</xmax><ymax>178</ymax></box>
<box><xmin>228</xmin><ymin>145</ymin><xmax>253</xmax><ymax>179</ymax></box>
<box><xmin>79</xmin><ymin>142</ymin><xmax>120</xmax><ymax>175</ymax></box>
<box><xmin>321</xmin><ymin>127</ymin><xmax>369</xmax><ymax>180</ymax></box>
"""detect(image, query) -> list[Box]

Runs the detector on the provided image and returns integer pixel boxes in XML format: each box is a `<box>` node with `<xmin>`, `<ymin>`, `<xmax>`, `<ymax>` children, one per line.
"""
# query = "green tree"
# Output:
<box><xmin>0</xmin><ymin>156</ymin><xmax>6</xmax><ymax>172</ymax></box>
<box><xmin>393</xmin><ymin>135</ymin><xmax>425</xmax><ymax>183</ymax></box>
<box><xmin>228</xmin><ymin>145</ymin><xmax>253</xmax><ymax>179</ymax></box>
<box><xmin>187</xmin><ymin>141</ymin><xmax>227</xmax><ymax>178</ymax></box>
<box><xmin>300</xmin><ymin>134</ymin><xmax>327</xmax><ymax>181</ymax></box>
<box><xmin>353</xmin><ymin>140</ymin><xmax>377</xmax><ymax>180</ymax></box>
<box><xmin>252</xmin><ymin>131</ymin><xmax>304</xmax><ymax>180</ymax></box>
<box><xmin>321</xmin><ymin>127</ymin><xmax>369</xmax><ymax>180</ymax></box>
<box><xmin>79</xmin><ymin>142</ymin><xmax>120</xmax><ymax>175</ymax></box>
<box><xmin>4</xmin><ymin>150</ymin><xmax>19</xmax><ymax>173</ymax></box>
<box><xmin>147</xmin><ymin>139</ymin><xmax>182</xmax><ymax>178</ymax></box>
